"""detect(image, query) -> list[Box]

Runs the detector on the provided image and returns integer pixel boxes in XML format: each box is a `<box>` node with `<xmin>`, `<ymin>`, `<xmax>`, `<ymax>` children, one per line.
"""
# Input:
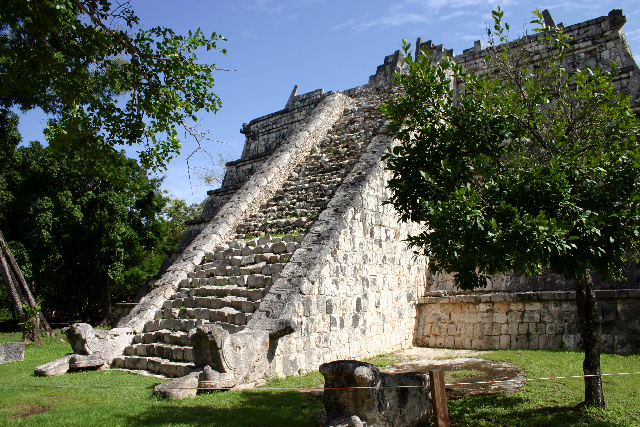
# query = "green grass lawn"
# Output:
<box><xmin>1</xmin><ymin>332</ymin><xmax>638</xmax><ymax>426</ymax></box>
<box><xmin>447</xmin><ymin>350</ymin><xmax>640</xmax><ymax>427</ymax></box>
<box><xmin>0</xmin><ymin>332</ymin><xmax>323</xmax><ymax>426</ymax></box>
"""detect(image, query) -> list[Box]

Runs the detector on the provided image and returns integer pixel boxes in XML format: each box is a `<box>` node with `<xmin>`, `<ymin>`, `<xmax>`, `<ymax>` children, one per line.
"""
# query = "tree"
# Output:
<box><xmin>0</xmin><ymin>132</ymin><xmax>170</xmax><ymax>325</ymax></box>
<box><xmin>0</xmin><ymin>108</ymin><xmax>55</xmax><ymax>341</ymax></box>
<box><xmin>381</xmin><ymin>9</ymin><xmax>640</xmax><ymax>408</ymax></box>
<box><xmin>1</xmin><ymin>0</ymin><xmax>226</xmax><ymax>170</ymax></box>
<box><xmin>0</xmin><ymin>0</ymin><xmax>226</xmax><ymax>334</ymax></box>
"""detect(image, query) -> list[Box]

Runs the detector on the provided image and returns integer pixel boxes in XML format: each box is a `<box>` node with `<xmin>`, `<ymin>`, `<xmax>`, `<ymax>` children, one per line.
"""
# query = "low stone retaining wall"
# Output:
<box><xmin>415</xmin><ymin>290</ymin><xmax>640</xmax><ymax>353</ymax></box>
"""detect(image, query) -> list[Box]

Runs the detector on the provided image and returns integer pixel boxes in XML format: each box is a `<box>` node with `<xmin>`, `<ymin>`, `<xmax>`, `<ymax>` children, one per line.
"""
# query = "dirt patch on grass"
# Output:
<box><xmin>381</xmin><ymin>348</ymin><xmax>524</xmax><ymax>398</ymax></box>
<box><xmin>9</xmin><ymin>404</ymin><xmax>51</xmax><ymax>419</ymax></box>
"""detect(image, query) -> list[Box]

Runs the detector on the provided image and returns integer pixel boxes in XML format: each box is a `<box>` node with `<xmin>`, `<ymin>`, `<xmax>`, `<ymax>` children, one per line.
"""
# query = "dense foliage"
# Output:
<box><xmin>382</xmin><ymin>10</ymin><xmax>640</xmax><ymax>290</ymax></box>
<box><xmin>382</xmin><ymin>9</ymin><xmax>640</xmax><ymax>407</ymax></box>
<box><xmin>0</xmin><ymin>111</ymin><xmax>206</xmax><ymax>323</ymax></box>
<box><xmin>0</xmin><ymin>0</ymin><xmax>226</xmax><ymax>170</ymax></box>
<box><xmin>0</xmin><ymin>126</ymin><xmax>164</xmax><ymax>323</ymax></box>
<box><xmin>0</xmin><ymin>1</ymin><xmax>219</xmax><ymax>326</ymax></box>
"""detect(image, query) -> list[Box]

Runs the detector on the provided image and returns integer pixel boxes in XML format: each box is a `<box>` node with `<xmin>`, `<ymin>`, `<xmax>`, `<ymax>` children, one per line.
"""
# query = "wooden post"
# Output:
<box><xmin>430</xmin><ymin>369</ymin><xmax>450</xmax><ymax>427</ymax></box>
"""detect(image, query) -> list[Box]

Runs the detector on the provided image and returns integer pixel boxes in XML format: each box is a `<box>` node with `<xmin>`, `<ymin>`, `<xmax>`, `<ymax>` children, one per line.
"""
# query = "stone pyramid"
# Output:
<box><xmin>35</xmin><ymin>9</ymin><xmax>640</xmax><ymax>399</ymax></box>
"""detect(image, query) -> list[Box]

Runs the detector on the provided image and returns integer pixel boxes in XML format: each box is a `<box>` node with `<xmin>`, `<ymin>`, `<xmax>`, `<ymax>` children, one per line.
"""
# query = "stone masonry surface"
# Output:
<box><xmin>416</xmin><ymin>290</ymin><xmax>640</xmax><ymax>353</ymax></box>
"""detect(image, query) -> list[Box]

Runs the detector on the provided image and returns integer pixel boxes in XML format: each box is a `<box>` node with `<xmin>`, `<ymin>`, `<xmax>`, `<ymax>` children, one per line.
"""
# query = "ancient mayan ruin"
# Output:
<box><xmin>36</xmin><ymin>9</ymin><xmax>640</xmax><ymax>398</ymax></box>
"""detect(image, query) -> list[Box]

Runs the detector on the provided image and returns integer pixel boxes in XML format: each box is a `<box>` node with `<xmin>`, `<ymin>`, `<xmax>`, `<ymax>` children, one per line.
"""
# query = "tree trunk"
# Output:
<box><xmin>574</xmin><ymin>269</ymin><xmax>606</xmax><ymax>408</ymax></box>
<box><xmin>1</xmin><ymin>230</ymin><xmax>55</xmax><ymax>338</ymax></box>
<box><xmin>0</xmin><ymin>235</ymin><xmax>55</xmax><ymax>336</ymax></box>
<box><xmin>98</xmin><ymin>272</ymin><xmax>113</xmax><ymax>326</ymax></box>
<box><xmin>0</xmin><ymin>252</ymin><xmax>28</xmax><ymax>340</ymax></box>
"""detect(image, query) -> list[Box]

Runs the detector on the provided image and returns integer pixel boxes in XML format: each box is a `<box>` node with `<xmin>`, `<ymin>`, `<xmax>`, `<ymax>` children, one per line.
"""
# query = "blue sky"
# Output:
<box><xmin>17</xmin><ymin>0</ymin><xmax>640</xmax><ymax>204</ymax></box>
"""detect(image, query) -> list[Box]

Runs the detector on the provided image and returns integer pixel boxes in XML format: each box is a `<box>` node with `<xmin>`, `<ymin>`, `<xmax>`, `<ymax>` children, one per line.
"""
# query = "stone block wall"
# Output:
<box><xmin>251</xmin><ymin>134</ymin><xmax>427</xmax><ymax>377</ymax></box>
<box><xmin>417</xmin><ymin>9</ymin><xmax>640</xmax><ymax>112</ymax></box>
<box><xmin>426</xmin><ymin>261</ymin><xmax>640</xmax><ymax>295</ymax></box>
<box><xmin>224</xmin><ymin>88</ymin><xmax>333</xmax><ymax>189</ymax></box>
<box><xmin>415</xmin><ymin>290</ymin><xmax>640</xmax><ymax>353</ymax></box>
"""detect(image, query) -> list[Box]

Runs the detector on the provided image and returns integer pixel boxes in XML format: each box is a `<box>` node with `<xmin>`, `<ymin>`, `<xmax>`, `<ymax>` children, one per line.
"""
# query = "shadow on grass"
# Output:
<box><xmin>116</xmin><ymin>390</ymin><xmax>323</xmax><ymax>427</ymax></box>
<box><xmin>448</xmin><ymin>394</ymin><xmax>618</xmax><ymax>427</ymax></box>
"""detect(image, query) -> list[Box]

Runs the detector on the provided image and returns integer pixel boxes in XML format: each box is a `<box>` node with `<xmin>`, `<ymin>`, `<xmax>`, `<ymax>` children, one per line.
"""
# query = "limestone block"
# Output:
<box><xmin>34</xmin><ymin>354</ymin><xmax>74</xmax><ymax>376</ymax></box>
<box><xmin>154</xmin><ymin>370</ymin><xmax>200</xmax><ymax>400</ymax></box>
<box><xmin>272</xmin><ymin>242</ymin><xmax>287</xmax><ymax>254</ymax></box>
<box><xmin>69</xmin><ymin>354</ymin><xmax>108</xmax><ymax>369</ymax></box>
<box><xmin>0</xmin><ymin>342</ymin><xmax>24</xmax><ymax>365</ymax></box>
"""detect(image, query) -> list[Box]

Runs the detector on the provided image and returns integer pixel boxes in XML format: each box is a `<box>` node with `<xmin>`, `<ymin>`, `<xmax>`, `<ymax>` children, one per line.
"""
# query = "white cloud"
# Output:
<box><xmin>625</xmin><ymin>28</ymin><xmax>640</xmax><ymax>42</ymax></box>
<box><xmin>241</xmin><ymin>30</ymin><xmax>262</xmax><ymax>39</ymax></box>
<box><xmin>246</xmin><ymin>0</ymin><xmax>324</xmax><ymax>15</ymax></box>
<box><xmin>332</xmin><ymin>0</ymin><xmax>517</xmax><ymax>34</ymax></box>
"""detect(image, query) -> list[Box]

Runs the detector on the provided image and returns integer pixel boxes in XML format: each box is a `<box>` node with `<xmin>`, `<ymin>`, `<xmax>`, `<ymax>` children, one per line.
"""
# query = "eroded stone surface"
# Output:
<box><xmin>34</xmin><ymin>354</ymin><xmax>73</xmax><ymax>376</ymax></box>
<box><xmin>63</xmin><ymin>323</ymin><xmax>134</xmax><ymax>364</ymax></box>
<box><xmin>189</xmin><ymin>324</ymin><xmax>270</xmax><ymax>386</ymax></box>
<box><xmin>154</xmin><ymin>370</ymin><xmax>200</xmax><ymax>399</ymax></box>
<box><xmin>317</xmin><ymin>360</ymin><xmax>430</xmax><ymax>427</ymax></box>
<box><xmin>0</xmin><ymin>342</ymin><xmax>24</xmax><ymax>365</ymax></box>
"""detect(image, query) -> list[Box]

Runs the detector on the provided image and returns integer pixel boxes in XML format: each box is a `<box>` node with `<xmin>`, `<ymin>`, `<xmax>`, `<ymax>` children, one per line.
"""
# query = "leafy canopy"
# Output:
<box><xmin>0</xmin><ymin>0</ymin><xmax>226</xmax><ymax>170</ymax></box>
<box><xmin>0</xmin><ymin>131</ymin><xmax>169</xmax><ymax>320</ymax></box>
<box><xmin>382</xmin><ymin>8</ymin><xmax>640</xmax><ymax>289</ymax></box>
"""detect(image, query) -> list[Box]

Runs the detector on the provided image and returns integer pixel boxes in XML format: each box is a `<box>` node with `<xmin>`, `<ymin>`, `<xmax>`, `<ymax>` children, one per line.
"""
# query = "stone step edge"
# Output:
<box><xmin>112</xmin><ymin>356</ymin><xmax>194</xmax><ymax>378</ymax></box>
<box><xmin>143</xmin><ymin>319</ymin><xmax>247</xmax><ymax>334</ymax></box>
<box><xmin>111</xmin><ymin>367</ymin><xmax>170</xmax><ymax>379</ymax></box>
<box><xmin>166</xmin><ymin>299</ymin><xmax>259</xmax><ymax>312</ymax></box>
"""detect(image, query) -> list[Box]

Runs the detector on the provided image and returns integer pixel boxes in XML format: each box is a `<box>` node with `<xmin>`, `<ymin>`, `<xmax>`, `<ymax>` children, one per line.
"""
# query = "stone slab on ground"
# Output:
<box><xmin>154</xmin><ymin>370</ymin><xmax>201</xmax><ymax>399</ymax></box>
<box><xmin>34</xmin><ymin>354</ymin><xmax>73</xmax><ymax>376</ymax></box>
<box><xmin>380</xmin><ymin>348</ymin><xmax>525</xmax><ymax>398</ymax></box>
<box><xmin>0</xmin><ymin>342</ymin><xmax>24</xmax><ymax>364</ymax></box>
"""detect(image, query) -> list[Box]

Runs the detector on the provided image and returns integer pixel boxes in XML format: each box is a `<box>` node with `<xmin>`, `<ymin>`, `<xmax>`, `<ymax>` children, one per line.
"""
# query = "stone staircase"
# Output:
<box><xmin>112</xmin><ymin>234</ymin><xmax>302</xmax><ymax>377</ymax></box>
<box><xmin>112</xmin><ymin>85</ymin><xmax>396</xmax><ymax>378</ymax></box>
<box><xmin>234</xmin><ymin>86</ymin><xmax>392</xmax><ymax>238</ymax></box>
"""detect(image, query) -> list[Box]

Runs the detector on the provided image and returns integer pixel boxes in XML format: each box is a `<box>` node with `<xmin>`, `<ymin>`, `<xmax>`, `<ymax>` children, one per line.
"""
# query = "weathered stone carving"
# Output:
<box><xmin>188</xmin><ymin>324</ymin><xmax>270</xmax><ymax>387</ymax></box>
<box><xmin>316</xmin><ymin>360</ymin><xmax>431</xmax><ymax>427</ymax></box>
<box><xmin>34</xmin><ymin>354</ymin><xmax>74</xmax><ymax>376</ymax></box>
<box><xmin>34</xmin><ymin>323</ymin><xmax>134</xmax><ymax>375</ymax></box>
<box><xmin>154</xmin><ymin>371</ymin><xmax>201</xmax><ymax>400</ymax></box>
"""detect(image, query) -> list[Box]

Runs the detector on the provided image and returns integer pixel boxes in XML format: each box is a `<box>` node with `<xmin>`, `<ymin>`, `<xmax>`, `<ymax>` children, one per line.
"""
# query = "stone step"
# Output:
<box><xmin>163</xmin><ymin>307</ymin><xmax>253</xmax><ymax>326</ymax></box>
<box><xmin>186</xmin><ymin>274</ymin><xmax>276</xmax><ymax>289</ymax></box>
<box><xmin>192</xmin><ymin>253</ymin><xmax>293</xmax><ymax>275</ymax></box>
<box><xmin>112</xmin><ymin>356</ymin><xmax>194</xmax><ymax>378</ymax></box>
<box><xmin>174</xmin><ymin>285</ymin><xmax>267</xmax><ymax>301</ymax></box>
<box><xmin>166</xmin><ymin>296</ymin><xmax>259</xmax><ymax>312</ymax></box>
<box><xmin>144</xmin><ymin>318</ymin><xmax>207</xmax><ymax>333</ymax></box>
<box><xmin>188</xmin><ymin>262</ymin><xmax>289</xmax><ymax>280</ymax></box>
<box><xmin>124</xmin><ymin>343</ymin><xmax>194</xmax><ymax>363</ymax></box>
<box><xmin>133</xmin><ymin>330</ymin><xmax>191</xmax><ymax>346</ymax></box>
